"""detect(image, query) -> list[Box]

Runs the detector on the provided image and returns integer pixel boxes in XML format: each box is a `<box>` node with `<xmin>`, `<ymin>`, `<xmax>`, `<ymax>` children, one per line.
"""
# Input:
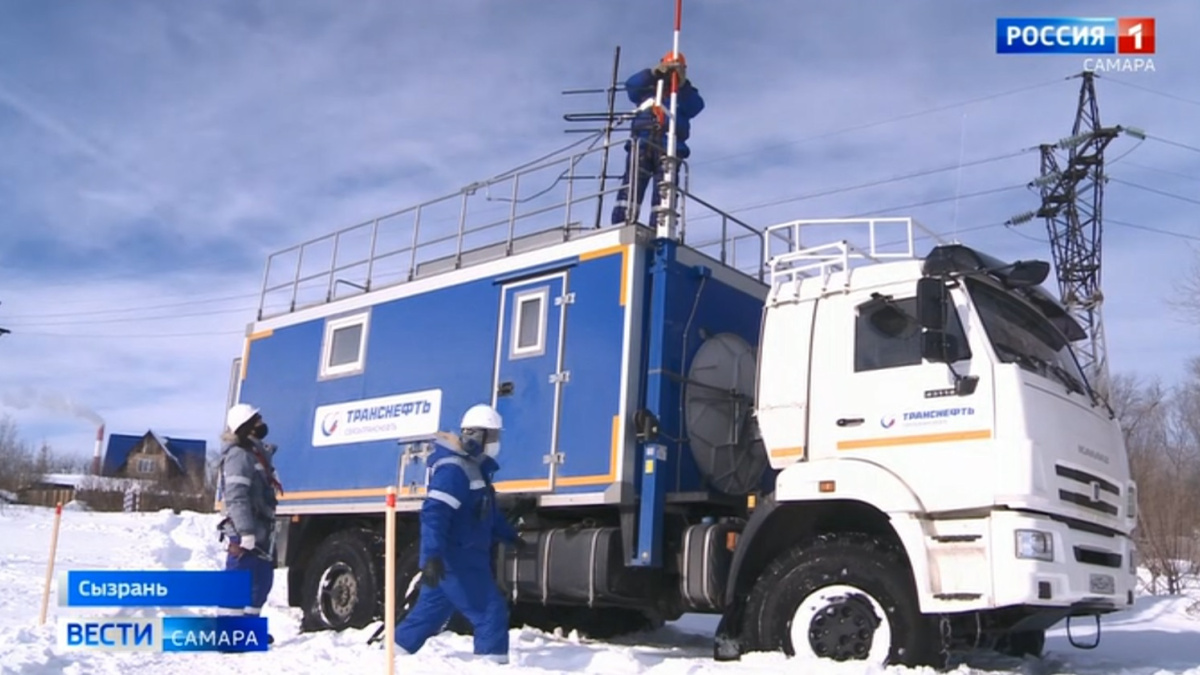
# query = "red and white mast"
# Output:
<box><xmin>656</xmin><ymin>0</ymin><xmax>684</xmax><ymax>241</ymax></box>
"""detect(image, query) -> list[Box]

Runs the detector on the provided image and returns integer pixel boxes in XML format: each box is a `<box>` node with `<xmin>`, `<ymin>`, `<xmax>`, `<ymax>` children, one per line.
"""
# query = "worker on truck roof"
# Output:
<box><xmin>394</xmin><ymin>403</ymin><xmax>521</xmax><ymax>664</ymax></box>
<box><xmin>216</xmin><ymin>402</ymin><xmax>284</xmax><ymax>644</ymax></box>
<box><xmin>611</xmin><ymin>50</ymin><xmax>705</xmax><ymax>227</ymax></box>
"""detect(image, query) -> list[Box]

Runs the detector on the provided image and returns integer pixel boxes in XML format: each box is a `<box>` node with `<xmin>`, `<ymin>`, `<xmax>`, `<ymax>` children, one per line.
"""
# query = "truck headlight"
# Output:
<box><xmin>1127</xmin><ymin>484</ymin><xmax>1138</xmax><ymax>520</ymax></box>
<box><xmin>1015</xmin><ymin>529</ymin><xmax>1054</xmax><ymax>562</ymax></box>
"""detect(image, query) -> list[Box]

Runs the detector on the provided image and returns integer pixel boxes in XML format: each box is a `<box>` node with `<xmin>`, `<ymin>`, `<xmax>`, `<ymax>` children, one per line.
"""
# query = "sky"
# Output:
<box><xmin>1</xmin><ymin>0</ymin><xmax>1198</xmax><ymax>464</ymax></box>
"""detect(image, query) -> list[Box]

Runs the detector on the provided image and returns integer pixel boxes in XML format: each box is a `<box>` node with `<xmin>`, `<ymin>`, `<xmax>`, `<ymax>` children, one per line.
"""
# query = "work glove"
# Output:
<box><xmin>421</xmin><ymin>557</ymin><xmax>444</xmax><ymax>589</ymax></box>
<box><xmin>228</xmin><ymin>534</ymin><xmax>255</xmax><ymax>557</ymax></box>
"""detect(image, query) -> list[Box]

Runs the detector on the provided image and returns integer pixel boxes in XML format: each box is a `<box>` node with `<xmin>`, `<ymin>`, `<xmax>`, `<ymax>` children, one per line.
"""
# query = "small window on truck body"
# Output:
<box><xmin>854</xmin><ymin>295</ymin><xmax>970</xmax><ymax>372</ymax></box>
<box><xmin>510</xmin><ymin>287</ymin><xmax>549</xmax><ymax>359</ymax></box>
<box><xmin>320</xmin><ymin>311</ymin><xmax>370</xmax><ymax>378</ymax></box>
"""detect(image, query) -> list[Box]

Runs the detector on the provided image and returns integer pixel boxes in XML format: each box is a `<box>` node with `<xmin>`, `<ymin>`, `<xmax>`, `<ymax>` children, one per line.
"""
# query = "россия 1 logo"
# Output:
<box><xmin>996</xmin><ymin>17</ymin><xmax>1156</xmax><ymax>73</ymax></box>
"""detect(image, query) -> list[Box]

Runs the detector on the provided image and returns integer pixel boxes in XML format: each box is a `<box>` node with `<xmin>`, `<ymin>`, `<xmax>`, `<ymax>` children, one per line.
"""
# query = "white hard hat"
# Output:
<box><xmin>226</xmin><ymin>403</ymin><xmax>260</xmax><ymax>434</ymax></box>
<box><xmin>460</xmin><ymin>404</ymin><xmax>502</xmax><ymax>430</ymax></box>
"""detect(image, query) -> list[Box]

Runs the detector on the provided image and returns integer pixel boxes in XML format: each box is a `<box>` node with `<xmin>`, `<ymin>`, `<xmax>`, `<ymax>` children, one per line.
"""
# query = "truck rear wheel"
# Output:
<box><xmin>301</xmin><ymin>529</ymin><xmax>380</xmax><ymax>631</ymax></box>
<box><xmin>741</xmin><ymin>533</ymin><xmax>939</xmax><ymax>668</ymax></box>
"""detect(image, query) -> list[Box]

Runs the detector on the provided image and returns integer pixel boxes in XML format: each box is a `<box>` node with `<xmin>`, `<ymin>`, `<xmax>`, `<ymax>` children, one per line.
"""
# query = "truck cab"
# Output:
<box><xmin>720</xmin><ymin>218</ymin><xmax>1137</xmax><ymax>665</ymax></box>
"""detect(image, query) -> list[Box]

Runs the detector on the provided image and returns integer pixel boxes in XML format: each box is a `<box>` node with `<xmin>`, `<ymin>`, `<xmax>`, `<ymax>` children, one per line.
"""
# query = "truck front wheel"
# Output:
<box><xmin>741</xmin><ymin>533</ymin><xmax>940</xmax><ymax>668</ymax></box>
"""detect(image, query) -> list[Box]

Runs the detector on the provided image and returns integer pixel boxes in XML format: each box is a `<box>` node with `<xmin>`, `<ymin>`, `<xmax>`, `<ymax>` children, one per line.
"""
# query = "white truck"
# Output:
<box><xmin>714</xmin><ymin>217</ymin><xmax>1138</xmax><ymax>666</ymax></box>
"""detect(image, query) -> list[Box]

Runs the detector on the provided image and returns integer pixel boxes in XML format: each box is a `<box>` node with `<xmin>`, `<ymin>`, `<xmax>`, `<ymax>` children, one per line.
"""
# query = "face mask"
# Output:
<box><xmin>484</xmin><ymin>441</ymin><xmax>500</xmax><ymax>459</ymax></box>
<box><xmin>253</xmin><ymin>422</ymin><xmax>269</xmax><ymax>440</ymax></box>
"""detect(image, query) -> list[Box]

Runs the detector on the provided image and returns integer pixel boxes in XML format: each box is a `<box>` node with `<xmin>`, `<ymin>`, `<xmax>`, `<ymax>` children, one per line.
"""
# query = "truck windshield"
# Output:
<box><xmin>966</xmin><ymin>278</ymin><xmax>1092</xmax><ymax>398</ymax></box>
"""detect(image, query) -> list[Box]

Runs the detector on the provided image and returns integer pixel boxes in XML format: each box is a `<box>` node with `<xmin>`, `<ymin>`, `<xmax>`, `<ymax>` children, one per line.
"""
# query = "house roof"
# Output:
<box><xmin>33</xmin><ymin>473</ymin><xmax>152</xmax><ymax>491</ymax></box>
<box><xmin>102</xmin><ymin>431</ymin><xmax>208</xmax><ymax>476</ymax></box>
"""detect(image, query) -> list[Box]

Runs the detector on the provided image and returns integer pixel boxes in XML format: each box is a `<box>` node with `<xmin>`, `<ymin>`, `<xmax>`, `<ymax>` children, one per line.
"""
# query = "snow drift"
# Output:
<box><xmin>0</xmin><ymin>504</ymin><xmax>1197</xmax><ymax>675</ymax></box>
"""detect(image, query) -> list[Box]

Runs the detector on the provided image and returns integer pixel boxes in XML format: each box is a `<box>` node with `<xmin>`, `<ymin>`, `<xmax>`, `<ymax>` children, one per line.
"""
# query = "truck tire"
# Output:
<box><xmin>740</xmin><ymin>532</ymin><xmax>939</xmax><ymax>668</ymax></box>
<box><xmin>301</xmin><ymin>529</ymin><xmax>380</xmax><ymax>631</ymax></box>
<box><xmin>995</xmin><ymin>629</ymin><xmax>1045</xmax><ymax>658</ymax></box>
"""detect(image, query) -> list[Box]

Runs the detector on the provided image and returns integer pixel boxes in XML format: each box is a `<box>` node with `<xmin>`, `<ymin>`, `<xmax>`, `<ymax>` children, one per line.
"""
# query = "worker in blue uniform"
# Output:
<box><xmin>394</xmin><ymin>403</ymin><xmax>520</xmax><ymax>664</ymax></box>
<box><xmin>611</xmin><ymin>51</ymin><xmax>705</xmax><ymax>227</ymax></box>
<box><xmin>216</xmin><ymin>402</ymin><xmax>284</xmax><ymax>645</ymax></box>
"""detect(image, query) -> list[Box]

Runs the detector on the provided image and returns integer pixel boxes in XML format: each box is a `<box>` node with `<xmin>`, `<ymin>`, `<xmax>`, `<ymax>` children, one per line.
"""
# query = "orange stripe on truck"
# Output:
<box><xmin>837</xmin><ymin>429</ymin><xmax>992</xmax><ymax>451</ymax></box>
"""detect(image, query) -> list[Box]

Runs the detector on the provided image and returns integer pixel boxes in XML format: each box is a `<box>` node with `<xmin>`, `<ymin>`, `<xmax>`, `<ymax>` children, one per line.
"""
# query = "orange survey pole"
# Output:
<box><xmin>384</xmin><ymin>486</ymin><xmax>397</xmax><ymax>674</ymax></box>
<box><xmin>39</xmin><ymin>502</ymin><xmax>64</xmax><ymax>626</ymax></box>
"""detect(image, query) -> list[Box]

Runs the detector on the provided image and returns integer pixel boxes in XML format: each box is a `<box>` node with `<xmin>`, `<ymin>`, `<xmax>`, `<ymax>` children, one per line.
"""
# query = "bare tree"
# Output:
<box><xmin>1111</xmin><ymin>368</ymin><xmax>1200</xmax><ymax>594</ymax></box>
<box><xmin>0</xmin><ymin>414</ymin><xmax>36</xmax><ymax>494</ymax></box>
<box><xmin>0</xmin><ymin>416</ymin><xmax>96</xmax><ymax>496</ymax></box>
<box><xmin>1168</xmin><ymin>244</ymin><xmax>1200</xmax><ymax>323</ymax></box>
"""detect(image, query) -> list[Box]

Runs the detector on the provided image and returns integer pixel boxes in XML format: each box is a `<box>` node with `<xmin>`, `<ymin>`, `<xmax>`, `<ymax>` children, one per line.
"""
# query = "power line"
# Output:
<box><xmin>4</xmin><ymin>305</ymin><xmax>254</xmax><ymax>328</ymax></box>
<box><xmin>1145</xmin><ymin>134</ymin><xmax>1200</xmax><ymax>156</ymax></box>
<box><xmin>692</xmin><ymin>76</ymin><xmax>1069</xmax><ymax>167</ymax></box>
<box><xmin>1099</xmin><ymin>75</ymin><xmax>1200</xmax><ymax>109</ymax></box>
<box><xmin>1110</xmin><ymin>177</ymin><xmax>1200</xmax><ymax>208</ymax></box>
<box><xmin>849</xmin><ymin>184</ymin><xmax>1029</xmax><ymax>219</ymax></box>
<box><xmin>10</xmin><ymin>329</ymin><xmax>245</xmax><ymax>339</ymax></box>
<box><xmin>1123</xmin><ymin>161</ymin><xmax>1200</xmax><ymax>183</ymax></box>
<box><xmin>711</xmin><ymin>148</ymin><xmax>1033</xmax><ymax>219</ymax></box>
<box><xmin>0</xmin><ymin>291</ymin><xmax>259</xmax><ymax>320</ymax></box>
<box><xmin>1107</xmin><ymin>218</ymin><xmax>1200</xmax><ymax>242</ymax></box>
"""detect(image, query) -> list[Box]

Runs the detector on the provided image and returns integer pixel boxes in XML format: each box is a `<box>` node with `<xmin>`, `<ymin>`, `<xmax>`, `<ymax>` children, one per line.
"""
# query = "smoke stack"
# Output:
<box><xmin>91</xmin><ymin>424</ymin><xmax>105</xmax><ymax>476</ymax></box>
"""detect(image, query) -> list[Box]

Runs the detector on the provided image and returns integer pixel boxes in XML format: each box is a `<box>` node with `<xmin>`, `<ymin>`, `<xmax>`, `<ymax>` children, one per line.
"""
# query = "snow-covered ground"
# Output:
<box><xmin>1</xmin><ymin>504</ymin><xmax>1198</xmax><ymax>675</ymax></box>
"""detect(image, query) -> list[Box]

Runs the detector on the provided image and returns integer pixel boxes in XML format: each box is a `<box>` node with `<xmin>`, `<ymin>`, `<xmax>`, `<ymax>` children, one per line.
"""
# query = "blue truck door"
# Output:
<box><xmin>492</xmin><ymin>271</ymin><xmax>568</xmax><ymax>490</ymax></box>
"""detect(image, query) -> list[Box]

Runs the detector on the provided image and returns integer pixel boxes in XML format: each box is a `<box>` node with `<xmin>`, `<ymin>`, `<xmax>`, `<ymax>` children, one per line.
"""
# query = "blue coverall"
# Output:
<box><xmin>394</xmin><ymin>432</ymin><xmax>518</xmax><ymax>660</ymax></box>
<box><xmin>611</xmin><ymin>67</ymin><xmax>706</xmax><ymax>226</ymax></box>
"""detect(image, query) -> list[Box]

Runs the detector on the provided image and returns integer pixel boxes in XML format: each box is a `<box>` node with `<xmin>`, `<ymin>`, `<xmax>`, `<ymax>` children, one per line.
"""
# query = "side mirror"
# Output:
<box><xmin>915</xmin><ymin>277</ymin><xmax>948</xmax><ymax>330</ymax></box>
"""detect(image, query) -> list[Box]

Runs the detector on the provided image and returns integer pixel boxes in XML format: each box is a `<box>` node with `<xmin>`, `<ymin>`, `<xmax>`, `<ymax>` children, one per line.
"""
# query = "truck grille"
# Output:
<box><xmin>1055</xmin><ymin>464</ymin><xmax>1120</xmax><ymax>517</ymax></box>
<box><xmin>1074</xmin><ymin>546</ymin><xmax>1123</xmax><ymax>569</ymax></box>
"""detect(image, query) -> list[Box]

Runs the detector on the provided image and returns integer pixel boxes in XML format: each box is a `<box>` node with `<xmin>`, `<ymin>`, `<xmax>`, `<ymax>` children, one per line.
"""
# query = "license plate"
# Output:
<box><xmin>1089</xmin><ymin>573</ymin><xmax>1115</xmax><ymax>595</ymax></box>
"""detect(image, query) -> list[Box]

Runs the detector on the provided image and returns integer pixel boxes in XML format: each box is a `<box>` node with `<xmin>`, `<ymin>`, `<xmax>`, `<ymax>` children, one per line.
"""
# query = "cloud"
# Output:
<box><xmin>0</xmin><ymin>0</ymin><xmax>1198</xmax><ymax>458</ymax></box>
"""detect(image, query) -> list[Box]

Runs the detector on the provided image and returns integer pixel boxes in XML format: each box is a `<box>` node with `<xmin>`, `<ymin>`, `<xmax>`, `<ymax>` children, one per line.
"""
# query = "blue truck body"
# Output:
<box><xmin>225</xmin><ymin>132</ymin><xmax>788</xmax><ymax>649</ymax></box>
<box><xmin>239</xmin><ymin>224</ymin><xmax>768</xmax><ymax>515</ymax></box>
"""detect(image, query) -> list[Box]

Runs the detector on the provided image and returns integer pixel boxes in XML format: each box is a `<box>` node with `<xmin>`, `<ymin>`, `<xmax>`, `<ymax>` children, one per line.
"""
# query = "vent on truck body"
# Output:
<box><xmin>684</xmin><ymin>332</ymin><xmax>768</xmax><ymax>496</ymax></box>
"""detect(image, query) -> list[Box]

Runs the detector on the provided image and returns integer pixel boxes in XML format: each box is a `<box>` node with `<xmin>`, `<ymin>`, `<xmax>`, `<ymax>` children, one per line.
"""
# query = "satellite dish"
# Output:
<box><xmin>684</xmin><ymin>332</ymin><xmax>768</xmax><ymax>496</ymax></box>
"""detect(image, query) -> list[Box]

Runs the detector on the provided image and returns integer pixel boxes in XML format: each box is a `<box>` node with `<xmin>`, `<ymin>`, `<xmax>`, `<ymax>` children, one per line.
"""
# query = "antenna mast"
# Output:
<box><xmin>561</xmin><ymin>46</ymin><xmax>626</xmax><ymax>229</ymax></box>
<box><xmin>656</xmin><ymin>0</ymin><xmax>684</xmax><ymax>241</ymax></box>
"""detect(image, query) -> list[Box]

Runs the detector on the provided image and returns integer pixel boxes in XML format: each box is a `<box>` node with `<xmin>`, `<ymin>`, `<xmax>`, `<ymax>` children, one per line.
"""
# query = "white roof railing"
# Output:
<box><xmin>763</xmin><ymin>217</ymin><xmax>945</xmax><ymax>293</ymax></box>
